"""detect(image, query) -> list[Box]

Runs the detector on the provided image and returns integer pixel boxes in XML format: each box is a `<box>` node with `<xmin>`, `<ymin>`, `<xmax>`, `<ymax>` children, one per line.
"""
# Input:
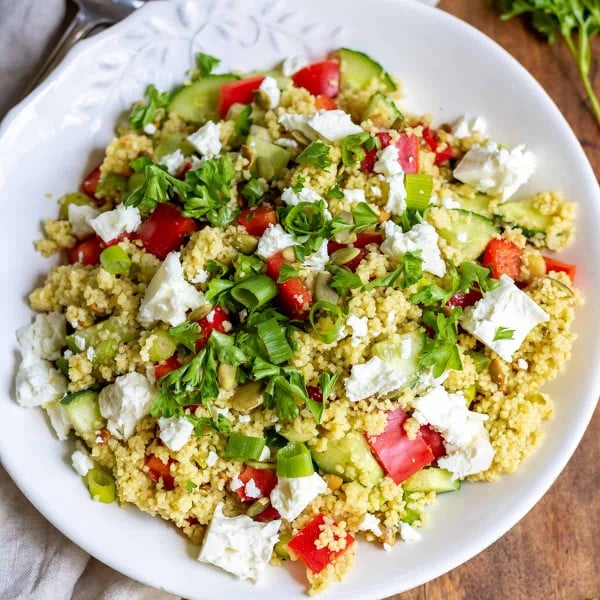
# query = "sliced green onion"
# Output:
<box><xmin>247</xmin><ymin>497</ymin><xmax>270</xmax><ymax>517</ymax></box>
<box><xmin>148</xmin><ymin>329</ymin><xmax>178</xmax><ymax>362</ymax></box>
<box><xmin>225</xmin><ymin>432</ymin><xmax>266</xmax><ymax>460</ymax></box>
<box><xmin>309</xmin><ymin>301</ymin><xmax>344</xmax><ymax>344</ymax></box>
<box><xmin>405</xmin><ymin>174</ymin><xmax>433</xmax><ymax>211</ymax></box>
<box><xmin>276</xmin><ymin>442</ymin><xmax>314</xmax><ymax>478</ymax></box>
<box><xmin>100</xmin><ymin>245</ymin><xmax>131</xmax><ymax>275</ymax></box>
<box><xmin>341</xmin><ymin>132</ymin><xmax>370</xmax><ymax>167</ymax></box>
<box><xmin>56</xmin><ymin>357</ymin><xmax>70</xmax><ymax>378</ymax></box>
<box><xmin>274</xmin><ymin>533</ymin><xmax>292</xmax><ymax>558</ymax></box>
<box><xmin>256</xmin><ymin>318</ymin><xmax>293</xmax><ymax>364</ymax></box>
<box><xmin>85</xmin><ymin>467</ymin><xmax>116</xmax><ymax>503</ymax></box>
<box><xmin>231</xmin><ymin>275</ymin><xmax>278</xmax><ymax>310</ymax></box>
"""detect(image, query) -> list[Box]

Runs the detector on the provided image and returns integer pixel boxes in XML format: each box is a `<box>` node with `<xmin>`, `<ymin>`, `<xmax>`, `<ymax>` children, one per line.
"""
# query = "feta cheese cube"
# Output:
<box><xmin>206</xmin><ymin>450</ymin><xmax>219</xmax><ymax>467</ymax></box>
<box><xmin>452</xmin><ymin>115</ymin><xmax>487</xmax><ymax>140</ymax></box>
<box><xmin>274</xmin><ymin>137</ymin><xmax>298</xmax><ymax>148</ymax></box>
<box><xmin>143</xmin><ymin>122</ymin><xmax>157</xmax><ymax>135</ymax></box>
<box><xmin>399</xmin><ymin>522</ymin><xmax>422</xmax><ymax>543</ymax></box>
<box><xmin>158</xmin><ymin>416</ymin><xmax>194</xmax><ymax>451</ymax></box>
<box><xmin>306</xmin><ymin>109</ymin><xmax>362</xmax><ymax>142</ymax></box>
<box><xmin>358</xmin><ymin>513</ymin><xmax>382</xmax><ymax>537</ymax></box>
<box><xmin>343</xmin><ymin>188</ymin><xmax>366</xmax><ymax>205</ymax></box>
<box><xmin>258</xmin><ymin>75</ymin><xmax>280</xmax><ymax>109</ymax></box>
<box><xmin>460</xmin><ymin>274</ymin><xmax>549</xmax><ymax>362</ymax></box>
<box><xmin>16</xmin><ymin>356</ymin><xmax>67</xmax><ymax>407</ymax></box>
<box><xmin>385</xmin><ymin>173</ymin><xmax>407</xmax><ymax>215</ymax></box>
<box><xmin>187</xmin><ymin>121</ymin><xmax>222</xmax><ymax>159</ymax></box>
<box><xmin>190</xmin><ymin>268</ymin><xmax>209</xmax><ymax>284</ymax></box>
<box><xmin>258</xmin><ymin>445</ymin><xmax>271</xmax><ymax>462</ymax></box>
<box><xmin>277</xmin><ymin>113</ymin><xmax>316</xmax><ymax>140</ymax></box>
<box><xmin>159</xmin><ymin>149</ymin><xmax>185</xmax><ymax>175</ymax></box>
<box><xmin>87</xmin><ymin>204</ymin><xmax>142</xmax><ymax>244</ymax></box>
<box><xmin>98</xmin><ymin>372</ymin><xmax>155</xmax><ymax>440</ymax></box>
<box><xmin>346</xmin><ymin>314</ymin><xmax>368</xmax><ymax>347</ymax></box>
<box><xmin>138</xmin><ymin>251</ymin><xmax>206</xmax><ymax>327</ymax></box>
<box><xmin>344</xmin><ymin>356</ymin><xmax>408</xmax><ymax>402</ymax></box>
<box><xmin>374</xmin><ymin>145</ymin><xmax>403</xmax><ymax>177</ymax></box>
<box><xmin>282</xmin><ymin>55</ymin><xmax>308</xmax><ymax>76</ymax></box>
<box><xmin>453</xmin><ymin>142</ymin><xmax>536</xmax><ymax>201</ymax></box>
<box><xmin>270</xmin><ymin>472</ymin><xmax>327</xmax><ymax>521</ymax></box>
<box><xmin>71</xmin><ymin>447</ymin><xmax>94</xmax><ymax>477</ymax></box>
<box><xmin>256</xmin><ymin>224</ymin><xmax>297</xmax><ymax>259</ymax></box>
<box><xmin>244</xmin><ymin>478</ymin><xmax>262</xmax><ymax>499</ymax></box>
<box><xmin>381</xmin><ymin>220</ymin><xmax>446</xmax><ymax>277</ymax></box>
<box><xmin>16</xmin><ymin>312</ymin><xmax>66</xmax><ymax>361</ymax></box>
<box><xmin>68</xmin><ymin>204</ymin><xmax>100</xmax><ymax>239</ymax></box>
<box><xmin>44</xmin><ymin>401</ymin><xmax>72</xmax><ymax>440</ymax></box>
<box><xmin>238</xmin><ymin>414</ymin><xmax>251</xmax><ymax>424</ymax></box>
<box><xmin>303</xmin><ymin>239</ymin><xmax>329</xmax><ymax>272</ymax></box>
<box><xmin>198</xmin><ymin>503</ymin><xmax>281</xmax><ymax>582</ymax></box>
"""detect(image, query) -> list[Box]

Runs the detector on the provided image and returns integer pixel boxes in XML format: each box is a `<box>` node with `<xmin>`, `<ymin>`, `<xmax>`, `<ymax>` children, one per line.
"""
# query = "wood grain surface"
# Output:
<box><xmin>391</xmin><ymin>2</ymin><xmax>600</xmax><ymax>599</ymax></box>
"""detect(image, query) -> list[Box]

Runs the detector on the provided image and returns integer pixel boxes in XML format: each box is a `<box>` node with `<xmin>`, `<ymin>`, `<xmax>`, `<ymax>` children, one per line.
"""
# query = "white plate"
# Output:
<box><xmin>0</xmin><ymin>0</ymin><xmax>599</xmax><ymax>598</ymax></box>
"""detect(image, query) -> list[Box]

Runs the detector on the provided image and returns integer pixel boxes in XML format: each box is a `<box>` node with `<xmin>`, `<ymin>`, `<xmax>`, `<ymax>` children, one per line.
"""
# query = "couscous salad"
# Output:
<box><xmin>15</xmin><ymin>49</ymin><xmax>579</xmax><ymax>593</ymax></box>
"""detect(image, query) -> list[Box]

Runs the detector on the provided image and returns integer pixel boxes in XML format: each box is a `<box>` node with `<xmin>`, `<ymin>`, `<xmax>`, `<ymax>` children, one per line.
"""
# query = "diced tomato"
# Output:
<box><xmin>361</xmin><ymin>132</ymin><xmax>391</xmax><ymax>173</ymax></box>
<box><xmin>81</xmin><ymin>166</ymin><xmax>102</xmax><ymax>198</ymax></box>
<box><xmin>186</xmin><ymin>516</ymin><xmax>199</xmax><ymax>525</ymax></box>
<box><xmin>237</xmin><ymin>206</ymin><xmax>277</xmax><ymax>236</ymax></box>
<box><xmin>291</xmin><ymin>60</ymin><xmax>339</xmax><ymax>98</ymax></box>
<box><xmin>314</xmin><ymin>94</ymin><xmax>338</xmax><ymax>110</ymax></box>
<box><xmin>446</xmin><ymin>288</ymin><xmax>482</xmax><ymax>308</ymax></box>
<box><xmin>482</xmin><ymin>238</ymin><xmax>522</xmax><ymax>279</ymax></box>
<box><xmin>68</xmin><ymin>235</ymin><xmax>103</xmax><ymax>265</ymax></box>
<box><xmin>366</xmin><ymin>407</ymin><xmax>434</xmax><ymax>484</ymax></box>
<box><xmin>419</xmin><ymin>425</ymin><xmax>446</xmax><ymax>460</ymax></box>
<box><xmin>278</xmin><ymin>277</ymin><xmax>313</xmax><ymax>320</ymax></box>
<box><xmin>137</xmin><ymin>203</ymin><xmax>198</xmax><ymax>260</ymax></box>
<box><xmin>288</xmin><ymin>513</ymin><xmax>355</xmax><ymax>574</ymax></box>
<box><xmin>233</xmin><ymin>466</ymin><xmax>278</xmax><ymax>502</ymax></box>
<box><xmin>254</xmin><ymin>504</ymin><xmax>281</xmax><ymax>522</ymax></box>
<box><xmin>543</xmin><ymin>256</ymin><xmax>576</xmax><ymax>281</ymax></box>
<box><xmin>307</xmin><ymin>386</ymin><xmax>323</xmax><ymax>402</ymax></box>
<box><xmin>353</xmin><ymin>232</ymin><xmax>384</xmax><ymax>248</ymax></box>
<box><xmin>422</xmin><ymin>127</ymin><xmax>454</xmax><ymax>166</ymax></box>
<box><xmin>327</xmin><ymin>240</ymin><xmax>346</xmax><ymax>254</ymax></box>
<box><xmin>179</xmin><ymin>161</ymin><xmax>192</xmax><ymax>180</ymax></box>
<box><xmin>218</xmin><ymin>75</ymin><xmax>265</xmax><ymax>119</ymax></box>
<box><xmin>344</xmin><ymin>248</ymin><xmax>366</xmax><ymax>273</ymax></box>
<box><xmin>145</xmin><ymin>454</ymin><xmax>175</xmax><ymax>491</ymax></box>
<box><xmin>195</xmin><ymin>306</ymin><xmax>230</xmax><ymax>350</ymax></box>
<box><xmin>361</xmin><ymin>132</ymin><xmax>419</xmax><ymax>174</ymax></box>
<box><xmin>154</xmin><ymin>355</ymin><xmax>180</xmax><ymax>380</ymax></box>
<box><xmin>265</xmin><ymin>251</ymin><xmax>287</xmax><ymax>279</ymax></box>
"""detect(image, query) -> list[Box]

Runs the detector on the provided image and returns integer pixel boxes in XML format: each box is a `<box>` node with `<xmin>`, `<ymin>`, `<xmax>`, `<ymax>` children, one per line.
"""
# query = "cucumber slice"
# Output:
<box><xmin>66</xmin><ymin>316</ymin><xmax>136</xmax><ymax>363</ymax></box>
<box><xmin>311</xmin><ymin>431</ymin><xmax>384</xmax><ymax>488</ymax></box>
<box><xmin>169</xmin><ymin>74</ymin><xmax>238</xmax><ymax>124</ymax></box>
<box><xmin>95</xmin><ymin>174</ymin><xmax>129</xmax><ymax>198</ymax></box>
<box><xmin>61</xmin><ymin>390</ymin><xmax>105</xmax><ymax>435</ymax></box>
<box><xmin>339</xmin><ymin>48</ymin><xmax>396</xmax><ymax>92</ymax></box>
<box><xmin>435</xmin><ymin>209</ymin><xmax>499</xmax><ymax>260</ymax></box>
<box><xmin>494</xmin><ymin>197</ymin><xmax>552</xmax><ymax>236</ymax></box>
<box><xmin>278</xmin><ymin>427</ymin><xmax>313</xmax><ymax>443</ymax></box>
<box><xmin>456</xmin><ymin>193</ymin><xmax>492</xmax><ymax>218</ymax></box>
<box><xmin>403</xmin><ymin>467</ymin><xmax>460</xmax><ymax>493</ymax></box>
<box><xmin>371</xmin><ymin>331</ymin><xmax>424</xmax><ymax>388</ymax></box>
<box><xmin>246</xmin><ymin>135</ymin><xmax>291</xmax><ymax>180</ymax></box>
<box><xmin>362</xmin><ymin>91</ymin><xmax>403</xmax><ymax>127</ymax></box>
<box><xmin>58</xmin><ymin>192</ymin><xmax>94</xmax><ymax>220</ymax></box>
<box><xmin>153</xmin><ymin>134</ymin><xmax>196</xmax><ymax>159</ymax></box>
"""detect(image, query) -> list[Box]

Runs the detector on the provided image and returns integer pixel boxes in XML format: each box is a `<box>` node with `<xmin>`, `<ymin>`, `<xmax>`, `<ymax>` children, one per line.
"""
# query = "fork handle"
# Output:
<box><xmin>22</xmin><ymin>10</ymin><xmax>109</xmax><ymax>98</ymax></box>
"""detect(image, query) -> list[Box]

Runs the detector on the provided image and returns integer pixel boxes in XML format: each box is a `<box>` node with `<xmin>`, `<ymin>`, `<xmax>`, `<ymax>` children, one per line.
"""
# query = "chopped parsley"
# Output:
<box><xmin>196</xmin><ymin>52</ymin><xmax>220</xmax><ymax>77</ymax></box>
<box><xmin>418</xmin><ymin>308</ymin><xmax>463</xmax><ymax>377</ymax></box>
<box><xmin>277</xmin><ymin>263</ymin><xmax>301</xmax><ymax>283</ymax></box>
<box><xmin>493</xmin><ymin>326</ymin><xmax>515</xmax><ymax>342</ymax></box>
<box><xmin>128</xmin><ymin>84</ymin><xmax>169</xmax><ymax>130</ymax></box>
<box><xmin>234</xmin><ymin>105</ymin><xmax>253</xmax><ymax>136</ymax></box>
<box><xmin>296</xmin><ymin>140</ymin><xmax>333</xmax><ymax>169</ymax></box>
<box><xmin>341</xmin><ymin>132</ymin><xmax>370</xmax><ymax>166</ymax></box>
<box><xmin>240</xmin><ymin>178</ymin><xmax>265</xmax><ymax>206</ymax></box>
<box><xmin>168</xmin><ymin>322</ymin><xmax>201</xmax><ymax>353</ymax></box>
<box><xmin>352</xmin><ymin>202</ymin><xmax>379</xmax><ymax>231</ymax></box>
<box><xmin>186</xmin><ymin>480</ymin><xmax>198</xmax><ymax>492</ymax></box>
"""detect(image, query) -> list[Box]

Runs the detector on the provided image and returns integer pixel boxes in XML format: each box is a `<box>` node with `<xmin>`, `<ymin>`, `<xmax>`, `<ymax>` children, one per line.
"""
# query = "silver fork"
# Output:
<box><xmin>23</xmin><ymin>0</ymin><xmax>145</xmax><ymax>96</ymax></box>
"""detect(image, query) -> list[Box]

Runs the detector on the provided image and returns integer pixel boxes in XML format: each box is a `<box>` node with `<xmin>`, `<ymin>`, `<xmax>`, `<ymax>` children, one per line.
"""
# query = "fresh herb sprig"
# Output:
<box><xmin>128</xmin><ymin>84</ymin><xmax>170</xmax><ymax>130</ymax></box>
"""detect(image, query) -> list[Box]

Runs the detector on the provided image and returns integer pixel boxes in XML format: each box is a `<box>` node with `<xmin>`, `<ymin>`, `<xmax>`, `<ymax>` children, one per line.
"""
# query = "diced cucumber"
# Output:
<box><xmin>311</xmin><ymin>431</ymin><xmax>384</xmax><ymax>488</ymax></box>
<box><xmin>371</xmin><ymin>331</ymin><xmax>424</xmax><ymax>388</ymax></box>
<box><xmin>362</xmin><ymin>91</ymin><xmax>403</xmax><ymax>127</ymax></box>
<box><xmin>66</xmin><ymin>316</ymin><xmax>136</xmax><ymax>363</ymax></box>
<box><xmin>147</xmin><ymin>329</ymin><xmax>177</xmax><ymax>363</ymax></box>
<box><xmin>403</xmin><ymin>467</ymin><xmax>460</xmax><ymax>493</ymax></box>
<box><xmin>169</xmin><ymin>74</ymin><xmax>238</xmax><ymax>124</ymax></box>
<box><xmin>246</xmin><ymin>135</ymin><xmax>291</xmax><ymax>180</ymax></box>
<box><xmin>154</xmin><ymin>134</ymin><xmax>195</xmax><ymax>159</ymax></box>
<box><xmin>58</xmin><ymin>192</ymin><xmax>94</xmax><ymax>220</ymax></box>
<box><xmin>279</xmin><ymin>427</ymin><xmax>313</xmax><ymax>443</ymax></box>
<box><xmin>128</xmin><ymin>171</ymin><xmax>146</xmax><ymax>192</ymax></box>
<box><xmin>339</xmin><ymin>48</ymin><xmax>396</xmax><ymax>93</ymax></box>
<box><xmin>456</xmin><ymin>193</ymin><xmax>492</xmax><ymax>218</ymax></box>
<box><xmin>61</xmin><ymin>390</ymin><xmax>105</xmax><ymax>434</ymax></box>
<box><xmin>494</xmin><ymin>197</ymin><xmax>551</xmax><ymax>236</ymax></box>
<box><xmin>95</xmin><ymin>174</ymin><xmax>129</xmax><ymax>198</ymax></box>
<box><xmin>434</xmin><ymin>209</ymin><xmax>499</xmax><ymax>260</ymax></box>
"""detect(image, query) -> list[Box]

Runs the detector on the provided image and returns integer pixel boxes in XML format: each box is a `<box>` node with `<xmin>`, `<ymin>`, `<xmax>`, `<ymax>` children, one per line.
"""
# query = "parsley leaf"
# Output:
<box><xmin>305</xmin><ymin>372</ymin><xmax>338</xmax><ymax>424</ymax></box>
<box><xmin>341</xmin><ymin>132</ymin><xmax>370</xmax><ymax>166</ymax></box>
<box><xmin>326</xmin><ymin>184</ymin><xmax>345</xmax><ymax>200</ymax></box>
<box><xmin>186</xmin><ymin>480</ymin><xmax>198</xmax><ymax>492</ymax></box>
<box><xmin>128</xmin><ymin>84</ymin><xmax>170</xmax><ymax>131</ymax></box>
<box><xmin>327</xmin><ymin>265</ymin><xmax>363</xmax><ymax>296</ymax></box>
<box><xmin>168</xmin><ymin>322</ymin><xmax>201</xmax><ymax>353</ymax></box>
<box><xmin>458</xmin><ymin>261</ymin><xmax>499</xmax><ymax>294</ymax></box>
<box><xmin>241</xmin><ymin>178</ymin><xmax>264</xmax><ymax>206</ymax></box>
<box><xmin>400</xmin><ymin>251</ymin><xmax>423</xmax><ymax>288</ymax></box>
<box><xmin>292</xmin><ymin>175</ymin><xmax>305</xmax><ymax>193</ymax></box>
<box><xmin>187</xmin><ymin>413</ymin><xmax>232</xmax><ymax>436</ymax></box>
<box><xmin>196</xmin><ymin>52</ymin><xmax>220</xmax><ymax>77</ymax></box>
<box><xmin>234</xmin><ymin>105</ymin><xmax>253</xmax><ymax>136</ymax></box>
<box><xmin>361</xmin><ymin>266</ymin><xmax>402</xmax><ymax>292</ymax></box>
<box><xmin>493</xmin><ymin>326</ymin><xmax>515</xmax><ymax>341</ymax></box>
<box><xmin>418</xmin><ymin>308</ymin><xmax>463</xmax><ymax>377</ymax></box>
<box><xmin>296</xmin><ymin>140</ymin><xmax>333</xmax><ymax>169</ymax></box>
<box><xmin>277</xmin><ymin>263</ymin><xmax>301</xmax><ymax>283</ymax></box>
<box><xmin>352</xmin><ymin>202</ymin><xmax>379</xmax><ymax>231</ymax></box>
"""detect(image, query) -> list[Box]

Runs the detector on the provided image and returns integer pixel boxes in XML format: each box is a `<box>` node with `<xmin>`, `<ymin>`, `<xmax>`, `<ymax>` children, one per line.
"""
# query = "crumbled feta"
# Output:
<box><xmin>385</xmin><ymin>173</ymin><xmax>407</xmax><ymax>215</ymax></box>
<box><xmin>274</xmin><ymin>137</ymin><xmax>298</xmax><ymax>148</ymax></box>
<box><xmin>44</xmin><ymin>401</ymin><xmax>72</xmax><ymax>440</ymax></box>
<box><xmin>381</xmin><ymin>221</ymin><xmax>446</xmax><ymax>278</ymax></box>
<box><xmin>358</xmin><ymin>513</ymin><xmax>382</xmax><ymax>537</ymax></box>
<box><xmin>86</xmin><ymin>346</ymin><xmax>96</xmax><ymax>362</ymax></box>
<box><xmin>190</xmin><ymin>268</ymin><xmax>208</xmax><ymax>284</ymax></box>
<box><xmin>73</xmin><ymin>335</ymin><xmax>86</xmax><ymax>351</ymax></box>
<box><xmin>344</xmin><ymin>356</ymin><xmax>408</xmax><ymax>402</ymax></box>
<box><xmin>238</xmin><ymin>414</ymin><xmax>251</xmax><ymax>424</ymax></box>
<box><xmin>143</xmin><ymin>122</ymin><xmax>157</xmax><ymax>135</ymax></box>
<box><xmin>517</xmin><ymin>358</ymin><xmax>529</xmax><ymax>370</ymax></box>
<box><xmin>281</xmin><ymin>185</ymin><xmax>322</xmax><ymax>207</ymax></box>
<box><xmin>258</xmin><ymin>75</ymin><xmax>280</xmax><ymax>109</ymax></box>
<box><xmin>187</xmin><ymin>121</ymin><xmax>222</xmax><ymax>159</ymax></box>
<box><xmin>258</xmin><ymin>445</ymin><xmax>271</xmax><ymax>462</ymax></box>
<box><xmin>16</xmin><ymin>312</ymin><xmax>66</xmax><ymax>361</ymax></box>
<box><xmin>206</xmin><ymin>450</ymin><xmax>219</xmax><ymax>467</ymax></box>
<box><xmin>230</xmin><ymin>476</ymin><xmax>244</xmax><ymax>492</ymax></box>
<box><xmin>343</xmin><ymin>188</ymin><xmax>366</xmax><ymax>205</ymax></box>
<box><xmin>145</xmin><ymin>365</ymin><xmax>156</xmax><ymax>385</ymax></box>
<box><xmin>189</xmin><ymin>155</ymin><xmax>205</xmax><ymax>171</ymax></box>
<box><xmin>244</xmin><ymin>478</ymin><xmax>262</xmax><ymax>499</ymax></box>
<box><xmin>71</xmin><ymin>448</ymin><xmax>94</xmax><ymax>477</ymax></box>
<box><xmin>346</xmin><ymin>314</ymin><xmax>368</xmax><ymax>347</ymax></box>
<box><xmin>270</xmin><ymin>472</ymin><xmax>328</xmax><ymax>521</ymax></box>
<box><xmin>159</xmin><ymin>149</ymin><xmax>185</xmax><ymax>175</ymax></box>
<box><xmin>399</xmin><ymin>522</ymin><xmax>422</xmax><ymax>543</ymax></box>
<box><xmin>374</xmin><ymin>145</ymin><xmax>403</xmax><ymax>177</ymax></box>
<box><xmin>460</xmin><ymin>275</ymin><xmax>549</xmax><ymax>362</ymax></box>
<box><xmin>15</xmin><ymin>356</ymin><xmax>67</xmax><ymax>407</ymax></box>
<box><xmin>441</xmin><ymin>195</ymin><xmax>460</xmax><ymax>209</ymax></box>
<box><xmin>277</xmin><ymin>113</ymin><xmax>316</xmax><ymax>140</ymax></box>
<box><xmin>87</xmin><ymin>204</ymin><xmax>142</xmax><ymax>244</ymax></box>
<box><xmin>138</xmin><ymin>251</ymin><xmax>206</xmax><ymax>327</ymax></box>
<box><xmin>256</xmin><ymin>224</ymin><xmax>297</xmax><ymax>259</ymax></box>
<box><xmin>370</xmin><ymin>185</ymin><xmax>382</xmax><ymax>198</ymax></box>
<box><xmin>198</xmin><ymin>503</ymin><xmax>280</xmax><ymax>582</ymax></box>
<box><xmin>68</xmin><ymin>204</ymin><xmax>100</xmax><ymax>239</ymax></box>
<box><xmin>282</xmin><ymin>55</ymin><xmax>308</xmax><ymax>76</ymax></box>
<box><xmin>303</xmin><ymin>239</ymin><xmax>329</xmax><ymax>272</ymax></box>
<box><xmin>158</xmin><ymin>416</ymin><xmax>194</xmax><ymax>451</ymax></box>
<box><xmin>306</xmin><ymin>109</ymin><xmax>362</xmax><ymax>142</ymax></box>
<box><xmin>452</xmin><ymin>115</ymin><xmax>486</xmax><ymax>140</ymax></box>
<box><xmin>453</xmin><ymin>142</ymin><xmax>536</xmax><ymax>201</ymax></box>
<box><xmin>411</xmin><ymin>386</ymin><xmax>495</xmax><ymax>479</ymax></box>
<box><xmin>98</xmin><ymin>372</ymin><xmax>155</xmax><ymax>440</ymax></box>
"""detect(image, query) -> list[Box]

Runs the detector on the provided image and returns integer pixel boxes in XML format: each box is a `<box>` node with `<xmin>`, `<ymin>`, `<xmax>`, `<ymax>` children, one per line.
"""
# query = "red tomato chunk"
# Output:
<box><xmin>543</xmin><ymin>256</ymin><xmax>576</xmax><ymax>281</ymax></box>
<box><xmin>218</xmin><ymin>76</ymin><xmax>265</xmax><ymax>119</ymax></box>
<box><xmin>145</xmin><ymin>454</ymin><xmax>176</xmax><ymax>491</ymax></box>
<box><xmin>482</xmin><ymin>238</ymin><xmax>522</xmax><ymax>280</ymax></box>
<box><xmin>292</xmin><ymin>60</ymin><xmax>340</xmax><ymax>98</ymax></box>
<box><xmin>233</xmin><ymin>465</ymin><xmax>278</xmax><ymax>502</ymax></box>
<box><xmin>154</xmin><ymin>355</ymin><xmax>180</xmax><ymax>380</ymax></box>
<box><xmin>237</xmin><ymin>206</ymin><xmax>277</xmax><ymax>236</ymax></box>
<box><xmin>68</xmin><ymin>235</ymin><xmax>103</xmax><ymax>266</ymax></box>
<box><xmin>81</xmin><ymin>165</ymin><xmax>102</xmax><ymax>198</ymax></box>
<box><xmin>419</xmin><ymin>424</ymin><xmax>446</xmax><ymax>460</ymax></box>
<box><xmin>195</xmin><ymin>306</ymin><xmax>230</xmax><ymax>350</ymax></box>
<box><xmin>265</xmin><ymin>252</ymin><xmax>313</xmax><ymax>320</ymax></box>
<box><xmin>361</xmin><ymin>132</ymin><xmax>419</xmax><ymax>174</ymax></box>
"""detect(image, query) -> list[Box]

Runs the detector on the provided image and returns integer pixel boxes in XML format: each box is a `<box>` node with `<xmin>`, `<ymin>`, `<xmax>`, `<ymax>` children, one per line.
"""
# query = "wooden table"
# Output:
<box><xmin>392</xmin><ymin>2</ymin><xmax>600</xmax><ymax>599</ymax></box>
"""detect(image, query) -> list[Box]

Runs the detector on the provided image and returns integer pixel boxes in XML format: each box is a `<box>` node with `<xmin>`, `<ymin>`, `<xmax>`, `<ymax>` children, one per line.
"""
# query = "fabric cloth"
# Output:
<box><xmin>0</xmin><ymin>0</ymin><xmax>439</xmax><ymax>599</ymax></box>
